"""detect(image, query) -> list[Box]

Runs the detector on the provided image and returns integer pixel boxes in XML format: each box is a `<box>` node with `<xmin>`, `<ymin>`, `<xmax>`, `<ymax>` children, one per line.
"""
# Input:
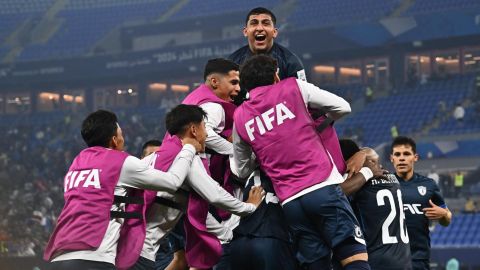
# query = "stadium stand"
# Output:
<box><xmin>288</xmin><ymin>0</ymin><xmax>401</xmax><ymax>29</ymax></box>
<box><xmin>18</xmin><ymin>0</ymin><xmax>176</xmax><ymax>61</ymax></box>
<box><xmin>404</xmin><ymin>0</ymin><xmax>480</xmax><ymax>16</ymax></box>
<box><xmin>170</xmin><ymin>0</ymin><xmax>279</xmax><ymax>21</ymax></box>
<box><xmin>431</xmin><ymin>213</ymin><xmax>480</xmax><ymax>247</ymax></box>
<box><xmin>336</xmin><ymin>75</ymin><xmax>476</xmax><ymax>146</ymax></box>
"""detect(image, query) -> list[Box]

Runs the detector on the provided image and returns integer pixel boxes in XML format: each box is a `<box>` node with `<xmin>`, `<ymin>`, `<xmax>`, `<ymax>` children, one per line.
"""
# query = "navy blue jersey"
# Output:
<box><xmin>396</xmin><ymin>173</ymin><xmax>446</xmax><ymax>261</ymax></box>
<box><xmin>351</xmin><ymin>173</ymin><xmax>412</xmax><ymax>270</ymax></box>
<box><xmin>232</xmin><ymin>170</ymin><xmax>291</xmax><ymax>242</ymax></box>
<box><xmin>228</xmin><ymin>42</ymin><xmax>305</xmax><ymax>104</ymax></box>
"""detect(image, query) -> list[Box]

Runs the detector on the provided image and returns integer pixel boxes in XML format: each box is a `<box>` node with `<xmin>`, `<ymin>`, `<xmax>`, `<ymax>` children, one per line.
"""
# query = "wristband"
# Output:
<box><xmin>359</xmin><ymin>167</ymin><xmax>373</xmax><ymax>182</ymax></box>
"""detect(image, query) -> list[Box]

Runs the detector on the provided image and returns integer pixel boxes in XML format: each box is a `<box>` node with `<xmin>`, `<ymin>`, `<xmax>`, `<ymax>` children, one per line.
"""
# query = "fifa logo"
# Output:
<box><xmin>64</xmin><ymin>169</ymin><xmax>101</xmax><ymax>192</ymax></box>
<box><xmin>244</xmin><ymin>102</ymin><xmax>296</xmax><ymax>141</ymax></box>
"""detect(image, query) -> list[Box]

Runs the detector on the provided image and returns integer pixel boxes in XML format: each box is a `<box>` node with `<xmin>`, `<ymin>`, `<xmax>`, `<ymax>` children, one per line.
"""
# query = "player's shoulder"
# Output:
<box><xmin>414</xmin><ymin>173</ymin><xmax>437</xmax><ymax>185</ymax></box>
<box><xmin>272</xmin><ymin>42</ymin><xmax>293</xmax><ymax>55</ymax></box>
<box><xmin>228</xmin><ymin>45</ymin><xmax>249</xmax><ymax>62</ymax></box>
<box><xmin>367</xmin><ymin>173</ymin><xmax>400</xmax><ymax>188</ymax></box>
<box><xmin>272</xmin><ymin>43</ymin><xmax>300</xmax><ymax>61</ymax></box>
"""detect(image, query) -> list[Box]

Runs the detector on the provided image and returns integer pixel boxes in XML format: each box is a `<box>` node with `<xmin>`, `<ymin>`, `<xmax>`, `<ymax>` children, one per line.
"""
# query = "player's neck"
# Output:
<box><xmin>398</xmin><ymin>170</ymin><xmax>414</xmax><ymax>181</ymax></box>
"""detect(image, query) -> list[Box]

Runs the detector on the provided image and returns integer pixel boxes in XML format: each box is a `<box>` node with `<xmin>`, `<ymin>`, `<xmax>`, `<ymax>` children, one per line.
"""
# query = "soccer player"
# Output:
<box><xmin>339</xmin><ymin>140</ymin><xmax>412</xmax><ymax>270</ymax></box>
<box><xmin>116</xmin><ymin>105</ymin><xmax>264</xmax><ymax>270</ymax></box>
<box><xmin>141</xmin><ymin>139</ymin><xmax>162</xmax><ymax>158</ymax></box>
<box><xmin>44</xmin><ymin>110</ymin><xmax>202</xmax><ymax>270</ymax></box>
<box><xmin>229</xmin><ymin>169</ymin><xmax>297</xmax><ymax>270</ymax></box>
<box><xmin>181</xmin><ymin>58</ymin><xmax>241</xmax><ymax>269</ymax></box>
<box><xmin>140</xmin><ymin>140</ymin><xmax>188</xmax><ymax>270</ymax></box>
<box><xmin>182</xmin><ymin>58</ymin><xmax>239</xmax><ymax>187</ymax></box>
<box><xmin>390</xmin><ymin>136</ymin><xmax>452</xmax><ymax>270</ymax></box>
<box><xmin>228</xmin><ymin>7</ymin><xmax>306</xmax><ymax>105</ymax></box>
<box><xmin>233</xmin><ymin>55</ymin><xmax>369</xmax><ymax>270</ymax></box>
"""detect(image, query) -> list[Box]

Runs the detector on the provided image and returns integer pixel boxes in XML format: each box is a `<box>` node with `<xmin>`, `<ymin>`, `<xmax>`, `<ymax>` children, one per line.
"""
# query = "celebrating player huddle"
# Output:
<box><xmin>44</xmin><ymin>7</ymin><xmax>452</xmax><ymax>270</ymax></box>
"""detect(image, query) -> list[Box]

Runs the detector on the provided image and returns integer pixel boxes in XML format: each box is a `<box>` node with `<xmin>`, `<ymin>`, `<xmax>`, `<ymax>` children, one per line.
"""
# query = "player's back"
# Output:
<box><xmin>351</xmin><ymin>173</ymin><xmax>412</xmax><ymax>270</ymax></box>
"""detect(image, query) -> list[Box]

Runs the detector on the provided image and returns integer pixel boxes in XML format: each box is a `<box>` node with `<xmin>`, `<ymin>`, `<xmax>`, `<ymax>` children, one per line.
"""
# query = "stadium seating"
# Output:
<box><xmin>336</xmin><ymin>75</ymin><xmax>475</xmax><ymax>146</ymax></box>
<box><xmin>288</xmin><ymin>0</ymin><xmax>400</xmax><ymax>29</ymax></box>
<box><xmin>404</xmin><ymin>0</ymin><xmax>480</xmax><ymax>16</ymax></box>
<box><xmin>431</xmin><ymin>213</ymin><xmax>480</xmax><ymax>247</ymax></box>
<box><xmin>429</xmin><ymin>107</ymin><xmax>480</xmax><ymax>136</ymax></box>
<box><xmin>18</xmin><ymin>0</ymin><xmax>176</xmax><ymax>61</ymax></box>
<box><xmin>170</xmin><ymin>0</ymin><xmax>279</xmax><ymax>21</ymax></box>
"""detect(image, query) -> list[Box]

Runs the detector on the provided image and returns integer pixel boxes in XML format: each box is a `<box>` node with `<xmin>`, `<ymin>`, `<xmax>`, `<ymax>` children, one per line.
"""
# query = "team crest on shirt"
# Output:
<box><xmin>418</xmin><ymin>186</ymin><xmax>427</xmax><ymax>196</ymax></box>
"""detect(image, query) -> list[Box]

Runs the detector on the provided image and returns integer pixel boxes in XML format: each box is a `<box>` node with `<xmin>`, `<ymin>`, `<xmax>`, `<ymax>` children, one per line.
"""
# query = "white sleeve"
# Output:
<box><xmin>296</xmin><ymin>79</ymin><xmax>351</xmax><ymax>120</ymax></box>
<box><xmin>231</xmin><ymin>126</ymin><xmax>257</xmax><ymax>179</ymax></box>
<box><xmin>186</xmin><ymin>156</ymin><xmax>256</xmax><ymax>216</ymax></box>
<box><xmin>199</xmin><ymin>102</ymin><xmax>233</xmax><ymax>155</ymax></box>
<box><xmin>117</xmin><ymin>144</ymin><xmax>195</xmax><ymax>193</ymax></box>
<box><xmin>206</xmin><ymin>213</ymin><xmax>233</xmax><ymax>243</ymax></box>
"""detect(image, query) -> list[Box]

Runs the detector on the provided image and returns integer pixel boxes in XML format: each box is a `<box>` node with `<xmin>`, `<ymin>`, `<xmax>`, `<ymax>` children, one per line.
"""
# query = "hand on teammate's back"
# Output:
<box><xmin>181</xmin><ymin>137</ymin><xmax>203</xmax><ymax>153</ymax></box>
<box><xmin>346</xmin><ymin>150</ymin><xmax>367</xmax><ymax>178</ymax></box>
<box><xmin>245</xmin><ymin>186</ymin><xmax>265</xmax><ymax>208</ymax></box>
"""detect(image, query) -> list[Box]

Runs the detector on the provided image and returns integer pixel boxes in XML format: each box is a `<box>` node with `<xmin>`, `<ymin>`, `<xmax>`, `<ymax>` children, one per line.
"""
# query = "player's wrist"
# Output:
<box><xmin>443</xmin><ymin>208</ymin><xmax>450</xmax><ymax>219</ymax></box>
<box><xmin>359</xmin><ymin>167</ymin><xmax>373</xmax><ymax>182</ymax></box>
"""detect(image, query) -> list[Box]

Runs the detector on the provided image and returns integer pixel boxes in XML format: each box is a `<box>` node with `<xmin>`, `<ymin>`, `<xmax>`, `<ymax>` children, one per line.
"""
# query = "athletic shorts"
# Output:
<box><xmin>282</xmin><ymin>184</ymin><xmax>366</xmax><ymax>264</ymax></box>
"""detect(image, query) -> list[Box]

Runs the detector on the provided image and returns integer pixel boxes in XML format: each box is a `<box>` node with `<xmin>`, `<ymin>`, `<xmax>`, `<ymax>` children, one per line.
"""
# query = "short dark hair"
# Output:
<box><xmin>240</xmin><ymin>55</ymin><xmax>278</xmax><ymax>92</ymax></box>
<box><xmin>142</xmin><ymin>139</ymin><xmax>161</xmax><ymax>152</ymax></box>
<box><xmin>166</xmin><ymin>104</ymin><xmax>207</xmax><ymax>136</ymax></box>
<box><xmin>203</xmin><ymin>58</ymin><xmax>239</xmax><ymax>81</ymax></box>
<box><xmin>391</xmin><ymin>136</ymin><xmax>417</xmax><ymax>154</ymax></box>
<box><xmin>339</xmin><ymin>139</ymin><xmax>360</xmax><ymax>161</ymax></box>
<box><xmin>140</xmin><ymin>139</ymin><xmax>162</xmax><ymax>158</ymax></box>
<box><xmin>245</xmin><ymin>7</ymin><xmax>276</xmax><ymax>25</ymax></box>
<box><xmin>81</xmin><ymin>110</ymin><xmax>118</xmax><ymax>147</ymax></box>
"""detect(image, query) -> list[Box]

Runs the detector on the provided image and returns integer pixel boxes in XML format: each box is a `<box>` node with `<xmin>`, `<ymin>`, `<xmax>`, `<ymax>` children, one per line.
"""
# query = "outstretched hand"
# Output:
<box><xmin>423</xmin><ymin>200</ymin><xmax>448</xmax><ymax>220</ymax></box>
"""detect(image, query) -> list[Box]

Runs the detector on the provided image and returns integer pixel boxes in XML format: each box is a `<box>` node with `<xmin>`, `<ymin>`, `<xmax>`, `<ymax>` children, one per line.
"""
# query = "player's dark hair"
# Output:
<box><xmin>142</xmin><ymin>139</ymin><xmax>162</xmax><ymax>152</ymax></box>
<box><xmin>391</xmin><ymin>136</ymin><xmax>417</xmax><ymax>154</ymax></box>
<box><xmin>339</xmin><ymin>139</ymin><xmax>360</xmax><ymax>161</ymax></box>
<box><xmin>166</xmin><ymin>104</ymin><xmax>207</xmax><ymax>136</ymax></box>
<box><xmin>140</xmin><ymin>139</ymin><xmax>162</xmax><ymax>157</ymax></box>
<box><xmin>203</xmin><ymin>58</ymin><xmax>239</xmax><ymax>81</ymax></box>
<box><xmin>240</xmin><ymin>55</ymin><xmax>278</xmax><ymax>92</ymax></box>
<box><xmin>81</xmin><ymin>110</ymin><xmax>119</xmax><ymax>147</ymax></box>
<box><xmin>245</xmin><ymin>7</ymin><xmax>276</xmax><ymax>25</ymax></box>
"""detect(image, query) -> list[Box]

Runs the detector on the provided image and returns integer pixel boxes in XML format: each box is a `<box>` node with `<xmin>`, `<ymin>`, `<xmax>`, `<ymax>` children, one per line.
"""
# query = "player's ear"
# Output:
<box><xmin>272</xmin><ymin>27</ymin><xmax>278</xmax><ymax>38</ymax></box>
<box><xmin>414</xmin><ymin>153</ymin><xmax>419</xmax><ymax>162</ymax></box>
<box><xmin>109</xmin><ymin>135</ymin><xmax>120</xmax><ymax>150</ymax></box>
<box><xmin>190</xmin><ymin>124</ymin><xmax>198</xmax><ymax>138</ymax></box>
<box><xmin>243</xmin><ymin>27</ymin><xmax>248</xmax><ymax>37</ymax></box>
<box><xmin>210</xmin><ymin>76</ymin><xmax>218</xmax><ymax>89</ymax></box>
<box><xmin>390</xmin><ymin>154</ymin><xmax>394</xmax><ymax>163</ymax></box>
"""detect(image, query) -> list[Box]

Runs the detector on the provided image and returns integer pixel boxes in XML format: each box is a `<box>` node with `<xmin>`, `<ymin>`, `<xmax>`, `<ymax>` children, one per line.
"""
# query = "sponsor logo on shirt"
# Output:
<box><xmin>404</xmin><ymin>203</ymin><xmax>423</xmax><ymax>215</ymax></box>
